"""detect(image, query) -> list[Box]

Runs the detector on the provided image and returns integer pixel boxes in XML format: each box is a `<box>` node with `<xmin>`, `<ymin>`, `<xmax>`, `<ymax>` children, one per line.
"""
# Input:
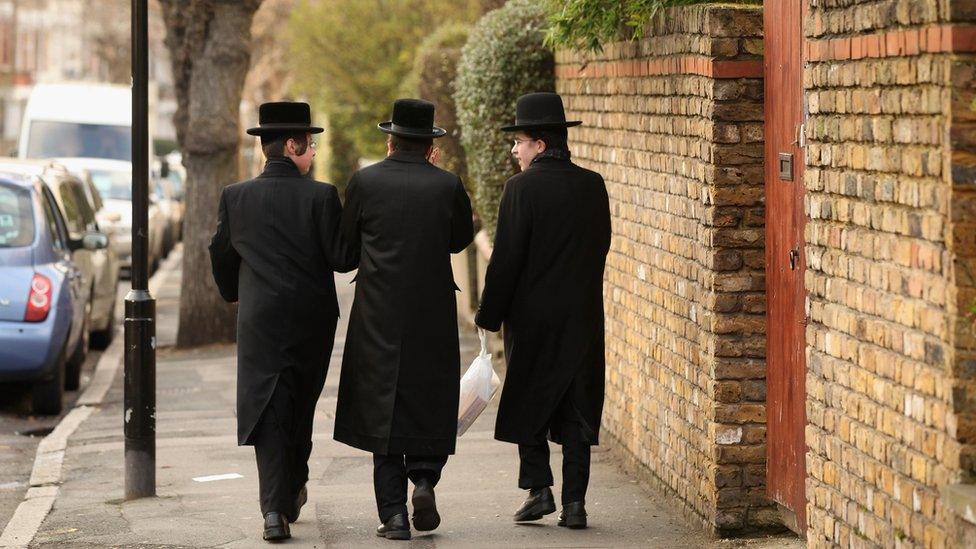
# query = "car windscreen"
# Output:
<box><xmin>0</xmin><ymin>183</ymin><xmax>34</xmax><ymax>247</ymax></box>
<box><xmin>89</xmin><ymin>169</ymin><xmax>132</xmax><ymax>201</ymax></box>
<box><xmin>26</xmin><ymin>120</ymin><xmax>131</xmax><ymax>161</ymax></box>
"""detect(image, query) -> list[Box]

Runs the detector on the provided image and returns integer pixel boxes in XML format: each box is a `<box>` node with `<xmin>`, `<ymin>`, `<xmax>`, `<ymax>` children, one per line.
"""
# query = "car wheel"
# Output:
<box><xmin>33</xmin><ymin>348</ymin><xmax>65</xmax><ymax>415</ymax></box>
<box><xmin>90</xmin><ymin>299</ymin><xmax>116</xmax><ymax>350</ymax></box>
<box><xmin>65</xmin><ymin>301</ymin><xmax>91</xmax><ymax>391</ymax></box>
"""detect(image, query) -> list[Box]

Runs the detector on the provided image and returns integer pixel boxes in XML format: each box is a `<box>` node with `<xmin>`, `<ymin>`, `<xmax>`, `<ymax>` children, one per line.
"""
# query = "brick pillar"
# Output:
<box><xmin>556</xmin><ymin>3</ymin><xmax>773</xmax><ymax>534</ymax></box>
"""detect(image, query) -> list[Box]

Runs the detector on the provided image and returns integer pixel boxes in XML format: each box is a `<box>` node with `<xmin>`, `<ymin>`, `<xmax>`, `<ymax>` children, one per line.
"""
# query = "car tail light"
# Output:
<box><xmin>24</xmin><ymin>273</ymin><xmax>52</xmax><ymax>322</ymax></box>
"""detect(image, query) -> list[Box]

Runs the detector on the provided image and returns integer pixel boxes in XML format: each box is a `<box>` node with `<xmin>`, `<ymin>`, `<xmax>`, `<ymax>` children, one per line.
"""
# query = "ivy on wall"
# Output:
<box><xmin>544</xmin><ymin>0</ymin><xmax>760</xmax><ymax>52</ymax></box>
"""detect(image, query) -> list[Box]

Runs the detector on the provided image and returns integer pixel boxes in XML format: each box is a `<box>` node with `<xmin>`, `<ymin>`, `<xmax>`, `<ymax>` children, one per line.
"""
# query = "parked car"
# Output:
<box><xmin>0</xmin><ymin>172</ymin><xmax>104</xmax><ymax>414</ymax></box>
<box><xmin>52</xmin><ymin>159</ymin><xmax>122</xmax><ymax>348</ymax></box>
<box><xmin>152</xmin><ymin>176</ymin><xmax>179</xmax><ymax>257</ymax></box>
<box><xmin>155</xmin><ymin>155</ymin><xmax>185</xmax><ymax>243</ymax></box>
<box><xmin>52</xmin><ymin>157</ymin><xmax>165</xmax><ymax>276</ymax></box>
<box><xmin>0</xmin><ymin>159</ymin><xmax>118</xmax><ymax>354</ymax></box>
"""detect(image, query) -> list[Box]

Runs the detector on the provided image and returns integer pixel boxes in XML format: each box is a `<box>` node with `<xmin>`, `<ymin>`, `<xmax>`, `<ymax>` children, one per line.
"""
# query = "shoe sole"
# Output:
<box><xmin>514</xmin><ymin>501</ymin><xmax>557</xmax><ymax>522</ymax></box>
<box><xmin>376</xmin><ymin>530</ymin><xmax>412</xmax><ymax>540</ymax></box>
<box><xmin>411</xmin><ymin>490</ymin><xmax>441</xmax><ymax>531</ymax></box>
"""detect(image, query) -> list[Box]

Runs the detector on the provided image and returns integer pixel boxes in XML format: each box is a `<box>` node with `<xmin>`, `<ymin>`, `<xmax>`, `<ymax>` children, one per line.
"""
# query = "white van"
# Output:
<box><xmin>18</xmin><ymin>83</ymin><xmax>154</xmax><ymax>162</ymax></box>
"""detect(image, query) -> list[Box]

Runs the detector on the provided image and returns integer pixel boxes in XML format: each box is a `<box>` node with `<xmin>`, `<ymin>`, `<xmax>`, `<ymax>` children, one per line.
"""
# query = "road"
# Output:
<box><xmin>0</xmin><ymin>340</ymin><xmax>104</xmax><ymax>534</ymax></box>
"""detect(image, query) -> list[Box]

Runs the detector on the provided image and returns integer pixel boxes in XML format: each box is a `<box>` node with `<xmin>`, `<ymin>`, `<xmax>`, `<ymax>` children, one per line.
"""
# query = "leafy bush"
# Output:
<box><xmin>544</xmin><ymin>0</ymin><xmax>760</xmax><ymax>52</ymax></box>
<box><xmin>404</xmin><ymin>24</ymin><xmax>472</xmax><ymax>194</ymax></box>
<box><xmin>288</xmin><ymin>0</ymin><xmax>488</xmax><ymax>187</ymax></box>
<box><xmin>455</xmin><ymin>0</ymin><xmax>554</xmax><ymax>237</ymax></box>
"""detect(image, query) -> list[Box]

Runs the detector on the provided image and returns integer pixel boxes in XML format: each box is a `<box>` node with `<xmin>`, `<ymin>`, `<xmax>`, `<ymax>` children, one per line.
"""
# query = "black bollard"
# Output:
<box><xmin>124</xmin><ymin>0</ymin><xmax>155</xmax><ymax>500</ymax></box>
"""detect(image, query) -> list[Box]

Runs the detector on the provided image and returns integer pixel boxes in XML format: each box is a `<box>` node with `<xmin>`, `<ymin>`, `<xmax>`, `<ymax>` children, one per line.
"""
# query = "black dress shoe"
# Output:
<box><xmin>289</xmin><ymin>484</ymin><xmax>307</xmax><ymax>522</ymax></box>
<box><xmin>376</xmin><ymin>513</ymin><xmax>411</xmax><ymax>540</ymax></box>
<box><xmin>513</xmin><ymin>487</ymin><xmax>556</xmax><ymax>522</ymax></box>
<box><xmin>263</xmin><ymin>512</ymin><xmax>291</xmax><ymax>542</ymax></box>
<box><xmin>557</xmin><ymin>501</ymin><xmax>587</xmax><ymax>529</ymax></box>
<box><xmin>411</xmin><ymin>478</ymin><xmax>441</xmax><ymax>531</ymax></box>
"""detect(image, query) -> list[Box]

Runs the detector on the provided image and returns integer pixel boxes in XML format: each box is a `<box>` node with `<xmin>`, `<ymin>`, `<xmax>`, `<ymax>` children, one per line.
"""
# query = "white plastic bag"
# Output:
<box><xmin>457</xmin><ymin>329</ymin><xmax>501</xmax><ymax>436</ymax></box>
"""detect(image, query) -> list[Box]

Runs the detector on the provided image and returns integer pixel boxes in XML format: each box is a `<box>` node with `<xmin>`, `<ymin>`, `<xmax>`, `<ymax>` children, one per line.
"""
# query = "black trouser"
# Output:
<box><xmin>517</xmin><ymin>426</ymin><xmax>592</xmax><ymax>505</ymax></box>
<box><xmin>253</xmin><ymin>371</ymin><xmax>315</xmax><ymax>518</ymax></box>
<box><xmin>373</xmin><ymin>454</ymin><xmax>448</xmax><ymax>522</ymax></box>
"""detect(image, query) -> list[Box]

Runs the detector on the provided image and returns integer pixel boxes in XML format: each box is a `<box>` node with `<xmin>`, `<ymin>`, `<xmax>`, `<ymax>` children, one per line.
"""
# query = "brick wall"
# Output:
<box><xmin>555</xmin><ymin>4</ymin><xmax>770</xmax><ymax>534</ymax></box>
<box><xmin>804</xmin><ymin>1</ymin><xmax>976</xmax><ymax>546</ymax></box>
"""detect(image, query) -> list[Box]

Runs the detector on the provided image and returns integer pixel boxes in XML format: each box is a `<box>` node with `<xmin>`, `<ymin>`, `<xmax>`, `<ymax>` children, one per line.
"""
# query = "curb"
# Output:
<box><xmin>0</xmin><ymin>246</ymin><xmax>182</xmax><ymax>548</ymax></box>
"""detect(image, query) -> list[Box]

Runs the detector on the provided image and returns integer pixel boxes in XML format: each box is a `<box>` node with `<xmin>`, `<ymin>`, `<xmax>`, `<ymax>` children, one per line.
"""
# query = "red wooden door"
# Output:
<box><xmin>763</xmin><ymin>0</ymin><xmax>807</xmax><ymax>533</ymax></box>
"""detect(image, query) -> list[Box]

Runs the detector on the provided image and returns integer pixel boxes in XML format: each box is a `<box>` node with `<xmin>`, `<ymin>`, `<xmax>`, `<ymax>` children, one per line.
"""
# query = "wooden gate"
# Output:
<box><xmin>763</xmin><ymin>0</ymin><xmax>807</xmax><ymax>533</ymax></box>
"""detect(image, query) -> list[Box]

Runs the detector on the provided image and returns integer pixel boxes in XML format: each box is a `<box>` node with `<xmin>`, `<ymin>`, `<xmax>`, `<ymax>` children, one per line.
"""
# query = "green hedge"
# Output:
<box><xmin>454</xmin><ymin>0</ymin><xmax>554</xmax><ymax>237</ymax></box>
<box><xmin>404</xmin><ymin>24</ymin><xmax>472</xmax><ymax>196</ymax></box>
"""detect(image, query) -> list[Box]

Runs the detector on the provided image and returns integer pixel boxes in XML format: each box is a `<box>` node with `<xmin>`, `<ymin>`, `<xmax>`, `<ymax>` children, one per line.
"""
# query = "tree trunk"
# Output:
<box><xmin>160</xmin><ymin>0</ymin><xmax>263</xmax><ymax>347</ymax></box>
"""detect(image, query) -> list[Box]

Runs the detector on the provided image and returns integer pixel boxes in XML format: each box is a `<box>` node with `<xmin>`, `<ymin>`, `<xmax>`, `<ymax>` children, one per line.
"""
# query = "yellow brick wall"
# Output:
<box><xmin>804</xmin><ymin>1</ymin><xmax>975</xmax><ymax>546</ymax></box>
<box><xmin>556</xmin><ymin>4</ymin><xmax>770</xmax><ymax>534</ymax></box>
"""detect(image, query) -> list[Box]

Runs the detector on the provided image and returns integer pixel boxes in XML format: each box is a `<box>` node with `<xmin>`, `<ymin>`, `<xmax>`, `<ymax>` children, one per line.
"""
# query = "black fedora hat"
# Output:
<box><xmin>501</xmin><ymin>92</ymin><xmax>582</xmax><ymax>132</ymax></box>
<box><xmin>378</xmin><ymin>98</ymin><xmax>447</xmax><ymax>138</ymax></box>
<box><xmin>246</xmin><ymin>101</ymin><xmax>324</xmax><ymax>136</ymax></box>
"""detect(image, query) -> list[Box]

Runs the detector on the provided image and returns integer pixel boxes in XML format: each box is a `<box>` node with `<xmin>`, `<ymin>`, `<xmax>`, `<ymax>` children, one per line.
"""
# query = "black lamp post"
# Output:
<box><xmin>123</xmin><ymin>0</ymin><xmax>155</xmax><ymax>500</ymax></box>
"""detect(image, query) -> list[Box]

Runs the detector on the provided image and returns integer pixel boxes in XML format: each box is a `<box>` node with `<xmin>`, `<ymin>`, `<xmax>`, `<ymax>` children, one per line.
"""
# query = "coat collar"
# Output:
<box><xmin>525</xmin><ymin>155</ymin><xmax>570</xmax><ymax>172</ymax></box>
<box><xmin>258</xmin><ymin>157</ymin><xmax>303</xmax><ymax>178</ymax></box>
<box><xmin>387</xmin><ymin>150</ymin><xmax>430</xmax><ymax>164</ymax></box>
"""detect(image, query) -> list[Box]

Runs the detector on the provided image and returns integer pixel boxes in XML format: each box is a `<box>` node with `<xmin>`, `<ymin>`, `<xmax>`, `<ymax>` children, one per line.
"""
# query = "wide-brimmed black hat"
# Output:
<box><xmin>501</xmin><ymin>92</ymin><xmax>582</xmax><ymax>132</ymax></box>
<box><xmin>246</xmin><ymin>101</ymin><xmax>324</xmax><ymax>136</ymax></box>
<box><xmin>378</xmin><ymin>99</ymin><xmax>447</xmax><ymax>138</ymax></box>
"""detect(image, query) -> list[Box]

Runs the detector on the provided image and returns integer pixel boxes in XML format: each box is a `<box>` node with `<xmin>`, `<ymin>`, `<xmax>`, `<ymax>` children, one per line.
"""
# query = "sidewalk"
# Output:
<box><xmin>27</xmin><ymin>256</ymin><xmax>713</xmax><ymax>548</ymax></box>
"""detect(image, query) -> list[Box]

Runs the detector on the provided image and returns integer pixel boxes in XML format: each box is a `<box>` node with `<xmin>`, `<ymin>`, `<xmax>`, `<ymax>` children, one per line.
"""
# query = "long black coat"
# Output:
<box><xmin>209</xmin><ymin>159</ymin><xmax>357</xmax><ymax>445</ymax></box>
<box><xmin>334</xmin><ymin>149</ymin><xmax>474</xmax><ymax>456</ymax></box>
<box><xmin>475</xmin><ymin>157</ymin><xmax>611</xmax><ymax>446</ymax></box>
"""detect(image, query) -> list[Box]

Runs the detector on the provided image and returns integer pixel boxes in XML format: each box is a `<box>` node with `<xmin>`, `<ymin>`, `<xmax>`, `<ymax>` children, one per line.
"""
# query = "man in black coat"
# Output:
<box><xmin>476</xmin><ymin>92</ymin><xmax>611</xmax><ymax>530</ymax></box>
<box><xmin>334</xmin><ymin>99</ymin><xmax>474</xmax><ymax>541</ymax></box>
<box><xmin>209</xmin><ymin>102</ymin><xmax>357</xmax><ymax>542</ymax></box>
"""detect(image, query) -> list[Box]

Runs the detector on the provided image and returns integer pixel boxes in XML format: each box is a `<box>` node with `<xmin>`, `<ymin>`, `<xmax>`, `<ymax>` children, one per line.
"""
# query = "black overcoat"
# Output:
<box><xmin>475</xmin><ymin>157</ymin><xmax>611</xmax><ymax>446</ymax></box>
<box><xmin>209</xmin><ymin>158</ymin><xmax>357</xmax><ymax>445</ymax></box>
<box><xmin>334</xmin><ymin>149</ymin><xmax>474</xmax><ymax>456</ymax></box>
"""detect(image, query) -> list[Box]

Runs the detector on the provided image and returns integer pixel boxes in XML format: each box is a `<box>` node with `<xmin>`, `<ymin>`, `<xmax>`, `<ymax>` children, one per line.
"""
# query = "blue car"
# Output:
<box><xmin>0</xmin><ymin>173</ymin><xmax>103</xmax><ymax>415</ymax></box>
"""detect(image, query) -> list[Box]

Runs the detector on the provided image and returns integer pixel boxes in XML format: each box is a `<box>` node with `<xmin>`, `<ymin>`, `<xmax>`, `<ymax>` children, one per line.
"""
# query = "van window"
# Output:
<box><xmin>0</xmin><ymin>183</ymin><xmax>34</xmax><ymax>247</ymax></box>
<box><xmin>26</xmin><ymin>120</ymin><xmax>131</xmax><ymax>161</ymax></box>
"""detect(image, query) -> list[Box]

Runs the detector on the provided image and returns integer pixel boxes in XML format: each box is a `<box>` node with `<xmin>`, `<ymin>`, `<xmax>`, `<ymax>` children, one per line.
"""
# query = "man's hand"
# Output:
<box><xmin>427</xmin><ymin>146</ymin><xmax>441</xmax><ymax>166</ymax></box>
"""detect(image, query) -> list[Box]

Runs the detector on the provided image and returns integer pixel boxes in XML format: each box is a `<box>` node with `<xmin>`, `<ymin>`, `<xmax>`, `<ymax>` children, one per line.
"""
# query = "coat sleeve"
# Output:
<box><xmin>339</xmin><ymin>173</ymin><xmax>362</xmax><ymax>260</ymax></box>
<box><xmin>320</xmin><ymin>184</ymin><xmax>359</xmax><ymax>272</ymax></box>
<box><xmin>449</xmin><ymin>177</ymin><xmax>474</xmax><ymax>253</ymax></box>
<box><xmin>209</xmin><ymin>188</ymin><xmax>241</xmax><ymax>303</ymax></box>
<box><xmin>475</xmin><ymin>178</ymin><xmax>530</xmax><ymax>332</ymax></box>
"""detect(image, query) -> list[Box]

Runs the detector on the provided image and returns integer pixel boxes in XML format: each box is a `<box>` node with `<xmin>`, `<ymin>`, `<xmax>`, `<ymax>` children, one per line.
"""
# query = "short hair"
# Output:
<box><xmin>261</xmin><ymin>132</ymin><xmax>308</xmax><ymax>158</ymax></box>
<box><xmin>388</xmin><ymin>134</ymin><xmax>433</xmax><ymax>153</ymax></box>
<box><xmin>525</xmin><ymin>127</ymin><xmax>568</xmax><ymax>152</ymax></box>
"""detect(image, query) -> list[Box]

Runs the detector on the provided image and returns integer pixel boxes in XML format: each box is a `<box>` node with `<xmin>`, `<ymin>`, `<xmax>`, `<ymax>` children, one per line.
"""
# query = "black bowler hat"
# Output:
<box><xmin>378</xmin><ymin>98</ymin><xmax>447</xmax><ymax>138</ymax></box>
<box><xmin>501</xmin><ymin>92</ymin><xmax>582</xmax><ymax>132</ymax></box>
<box><xmin>246</xmin><ymin>101</ymin><xmax>324</xmax><ymax>136</ymax></box>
